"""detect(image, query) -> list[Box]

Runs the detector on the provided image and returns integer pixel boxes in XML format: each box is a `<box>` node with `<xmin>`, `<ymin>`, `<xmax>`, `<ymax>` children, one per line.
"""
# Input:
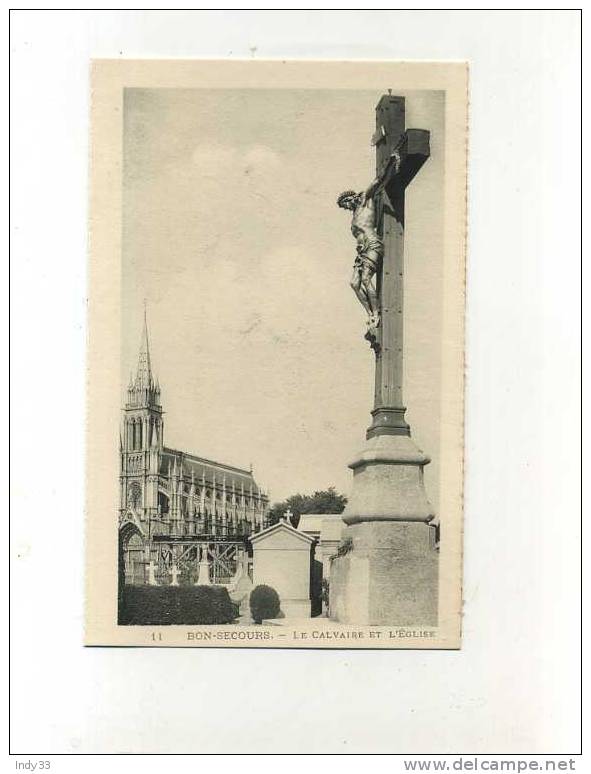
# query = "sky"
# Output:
<box><xmin>122</xmin><ymin>87</ymin><xmax>444</xmax><ymax>506</ymax></box>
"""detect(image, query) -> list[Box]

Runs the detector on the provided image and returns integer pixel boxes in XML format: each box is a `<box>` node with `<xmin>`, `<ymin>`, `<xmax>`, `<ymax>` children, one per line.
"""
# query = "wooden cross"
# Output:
<box><xmin>367</xmin><ymin>94</ymin><xmax>430</xmax><ymax>439</ymax></box>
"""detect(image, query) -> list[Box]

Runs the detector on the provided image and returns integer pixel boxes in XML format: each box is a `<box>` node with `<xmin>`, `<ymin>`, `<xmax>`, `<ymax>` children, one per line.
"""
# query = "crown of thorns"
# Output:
<box><xmin>337</xmin><ymin>190</ymin><xmax>359</xmax><ymax>207</ymax></box>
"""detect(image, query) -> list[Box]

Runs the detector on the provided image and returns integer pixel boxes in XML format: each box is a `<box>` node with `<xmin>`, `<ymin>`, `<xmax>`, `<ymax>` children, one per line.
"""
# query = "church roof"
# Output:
<box><xmin>160</xmin><ymin>447</ymin><xmax>264</xmax><ymax>492</ymax></box>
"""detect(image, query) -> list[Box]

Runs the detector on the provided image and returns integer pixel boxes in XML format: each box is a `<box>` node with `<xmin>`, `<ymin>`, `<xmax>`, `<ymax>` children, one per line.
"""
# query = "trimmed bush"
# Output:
<box><xmin>119</xmin><ymin>584</ymin><xmax>239</xmax><ymax>625</ymax></box>
<box><xmin>250</xmin><ymin>584</ymin><xmax>281</xmax><ymax>624</ymax></box>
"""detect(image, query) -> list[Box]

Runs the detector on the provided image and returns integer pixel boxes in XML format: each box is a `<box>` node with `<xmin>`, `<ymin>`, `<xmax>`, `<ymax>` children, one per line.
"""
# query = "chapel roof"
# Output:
<box><xmin>250</xmin><ymin>519</ymin><xmax>315</xmax><ymax>545</ymax></box>
<box><xmin>297</xmin><ymin>513</ymin><xmax>326</xmax><ymax>534</ymax></box>
<box><xmin>159</xmin><ymin>447</ymin><xmax>264</xmax><ymax>493</ymax></box>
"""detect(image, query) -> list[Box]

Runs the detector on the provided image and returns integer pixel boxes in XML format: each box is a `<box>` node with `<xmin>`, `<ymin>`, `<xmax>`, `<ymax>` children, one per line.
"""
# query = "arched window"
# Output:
<box><xmin>127</xmin><ymin>533</ymin><xmax>143</xmax><ymax>551</ymax></box>
<box><xmin>158</xmin><ymin>491</ymin><xmax>170</xmax><ymax>514</ymax></box>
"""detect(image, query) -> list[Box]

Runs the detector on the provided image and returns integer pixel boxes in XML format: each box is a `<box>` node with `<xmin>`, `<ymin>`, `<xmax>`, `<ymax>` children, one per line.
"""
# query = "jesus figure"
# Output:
<box><xmin>337</xmin><ymin>180</ymin><xmax>384</xmax><ymax>331</ymax></box>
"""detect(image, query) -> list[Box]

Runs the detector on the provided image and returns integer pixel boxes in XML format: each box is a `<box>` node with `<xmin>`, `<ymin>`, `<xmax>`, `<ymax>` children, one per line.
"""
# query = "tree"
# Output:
<box><xmin>268</xmin><ymin>487</ymin><xmax>347</xmax><ymax>528</ymax></box>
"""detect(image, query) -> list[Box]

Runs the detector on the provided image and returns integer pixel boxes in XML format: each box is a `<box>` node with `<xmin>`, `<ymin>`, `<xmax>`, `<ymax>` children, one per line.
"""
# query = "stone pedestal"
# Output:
<box><xmin>343</xmin><ymin>434</ymin><xmax>434</xmax><ymax>524</ymax></box>
<box><xmin>196</xmin><ymin>558</ymin><xmax>211</xmax><ymax>586</ymax></box>
<box><xmin>330</xmin><ymin>521</ymin><xmax>438</xmax><ymax>625</ymax></box>
<box><xmin>227</xmin><ymin>557</ymin><xmax>253</xmax><ymax>616</ymax></box>
<box><xmin>329</xmin><ymin>434</ymin><xmax>438</xmax><ymax>626</ymax></box>
<box><xmin>147</xmin><ymin>560</ymin><xmax>158</xmax><ymax>586</ymax></box>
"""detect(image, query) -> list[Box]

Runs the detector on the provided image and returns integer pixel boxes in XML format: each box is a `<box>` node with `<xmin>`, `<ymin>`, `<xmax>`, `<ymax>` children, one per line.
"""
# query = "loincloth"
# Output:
<box><xmin>354</xmin><ymin>235</ymin><xmax>384</xmax><ymax>272</ymax></box>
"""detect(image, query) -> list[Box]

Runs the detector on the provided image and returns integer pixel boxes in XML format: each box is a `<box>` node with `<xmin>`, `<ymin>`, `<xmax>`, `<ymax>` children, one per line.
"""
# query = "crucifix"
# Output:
<box><xmin>338</xmin><ymin>93</ymin><xmax>430</xmax><ymax>440</ymax></box>
<box><xmin>331</xmin><ymin>93</ymin><xmax>437</xmax><ymax>625</ymax></box>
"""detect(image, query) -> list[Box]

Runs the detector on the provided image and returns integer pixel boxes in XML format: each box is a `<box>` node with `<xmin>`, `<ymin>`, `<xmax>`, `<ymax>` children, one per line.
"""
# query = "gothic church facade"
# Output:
<box><xmin>119</xmin><ymin>316</ymin><xmax>270</xmax><ymax>585</ymax></box>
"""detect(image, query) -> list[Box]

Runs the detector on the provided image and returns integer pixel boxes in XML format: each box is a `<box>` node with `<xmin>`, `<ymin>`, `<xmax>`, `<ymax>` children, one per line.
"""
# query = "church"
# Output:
<box><xmin>119</xmin><ymin>314</ymin><xmax>270</xmax><ymax>586</ymax></box>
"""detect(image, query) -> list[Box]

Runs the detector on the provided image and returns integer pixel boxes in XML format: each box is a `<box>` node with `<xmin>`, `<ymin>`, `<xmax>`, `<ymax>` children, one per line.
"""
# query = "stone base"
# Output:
<box><xmin>228</xmin><ymin>574</ymin><xmax>254</xmax><ymax>615</ymax></box>
<box><xmin>280</xmin><ymin>599</ymin><xmax>311</xmax><ymax>619</ymax></box>
<box><xmin>329</xmin><ymin>521</ymin><xmax>438</xmax><ymax>626</ymax></box>
<box><xmin>196</xmin><ymin>559</ymin><xmax>211</xmax><ymax>586</ymax></box>
<box><xmin>328</xmin><ymin>431</ymin><xmax>438</xmax><ymax>626</ymax></box>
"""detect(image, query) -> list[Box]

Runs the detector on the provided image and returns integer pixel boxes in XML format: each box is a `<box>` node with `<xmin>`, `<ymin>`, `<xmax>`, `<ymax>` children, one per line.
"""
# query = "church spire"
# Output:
<box><xmin>134</xmin><ymin>305</ymin><xmax>153</xmax><ymax>391</ymax></box>
<box><xmin>126</xmin><ymin>306</ymin><xmax>161</xmax><ymax>410</ymax></box>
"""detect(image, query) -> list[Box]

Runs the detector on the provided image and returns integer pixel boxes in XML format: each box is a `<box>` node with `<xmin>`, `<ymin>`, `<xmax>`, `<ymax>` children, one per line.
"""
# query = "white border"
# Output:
<box><xmin>10</xmin><ymin>9</ymin><xmax>581</xmax><ymax>756</ymax></box>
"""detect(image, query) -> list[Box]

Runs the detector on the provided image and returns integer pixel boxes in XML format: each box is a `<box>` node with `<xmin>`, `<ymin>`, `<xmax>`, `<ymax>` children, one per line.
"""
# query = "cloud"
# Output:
<box><xmin>243</xmin><ymin>145</ymin><xmax>281</xmax><ymax>170</ymax></box>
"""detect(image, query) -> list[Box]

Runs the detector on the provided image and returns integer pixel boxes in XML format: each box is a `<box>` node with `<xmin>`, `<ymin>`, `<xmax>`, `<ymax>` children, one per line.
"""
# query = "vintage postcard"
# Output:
<box><xmin>86</xmin><ymin>60</ymin><xmax>467</xmax><ymax>648</ymax></box>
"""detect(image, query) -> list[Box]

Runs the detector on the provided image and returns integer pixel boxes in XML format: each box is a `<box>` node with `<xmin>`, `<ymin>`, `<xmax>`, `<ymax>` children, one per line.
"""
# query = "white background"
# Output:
<box><xmin>9</xmin><ymin>9</ymin><xmax>581</xmax><ymax>758</ymax></box>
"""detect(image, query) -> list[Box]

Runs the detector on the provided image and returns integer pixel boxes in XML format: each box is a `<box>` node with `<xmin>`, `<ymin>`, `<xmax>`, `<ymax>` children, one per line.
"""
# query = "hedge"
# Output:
<box><xmin>119</xmin><ymin>584</ymin><xmax>239</xmax><ymax>625</ymax></box>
